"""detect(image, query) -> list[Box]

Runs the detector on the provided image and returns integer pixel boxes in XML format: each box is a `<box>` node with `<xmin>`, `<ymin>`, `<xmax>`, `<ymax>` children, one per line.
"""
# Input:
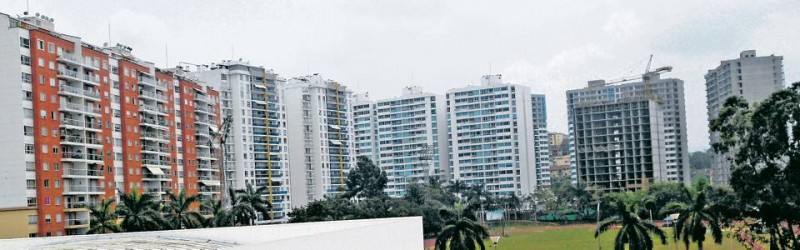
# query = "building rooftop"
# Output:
<box><xmin>0</xmin><ymin>217</ymin><xmax>422</xmax><ymax>250</ymax></box>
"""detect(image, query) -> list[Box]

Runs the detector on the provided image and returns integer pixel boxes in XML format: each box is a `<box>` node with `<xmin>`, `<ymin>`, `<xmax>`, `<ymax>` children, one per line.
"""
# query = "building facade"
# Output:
<box><xmin>0</xmin><ymin>13</ymin><xmax>221</xmax><ymax>238</ymax></box>
<box><xmin>352</xmin><ymin>87</ymin><xmax>448</xmax><ymax>197</ymax></box>
<box><xmin>567</xmin><ymin>72</ymin><xmax>690</xmax><ymax>191</ymax></box>
<box><xmin>530</xmin><ymin>94</ymin><xmax>551</xmax><ymax>188</ymax></box>
<box><xmin>445</xmin><ymin>75</ymin><xmax>542</xmax><ymax>196</ymax></box>
<box><xmin>705</xmin><ymin>50</ymin><xmax>784</xmax><ymax>186</ymax></box>
<box><xmin>284</xmin><ymin>74</ymin><xmax>356</xmax><ymax>208</ymax></box>
<box><xmin>186</xmin><ymin>61</ymin><xmax>290</xmax><ymax>221</ymax></box>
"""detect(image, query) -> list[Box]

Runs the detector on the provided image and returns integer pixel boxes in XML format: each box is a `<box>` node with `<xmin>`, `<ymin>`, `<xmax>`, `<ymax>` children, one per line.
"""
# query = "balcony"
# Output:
<box><xmin>65</xmin><ymin>185</ymin><xmax>104</xmax><ymax>194</ymax></box>
<box><xmin>59</xmin><ymin>84</ymin><xmax>100</xmax><ymax>100</ymax></box>
<box><xmin>141</xmin><ymin>117</ymin><xmax>170</xmax><ymax>127</ymax></box>
<box><xmin>139</xmin><ymin>77</ymin><xmax>169</xmax><ymax>91</ymax></box>
<box><xmin>65</xmin><ymin>218</ymin><xmax>90</xmax><ymax>228</ymax></box>
<box><xmin>57</xmin><ymin>69</ymin><xmax>100</xmax><ymax>85</ymax></box>
<box><xmin>63</xmin><ymin>168</ymin><xmax>104</xmax><ymax>177</ymax></box>
<box><xmin>141</xmin><ymin>132</ymin><xmax>170</xmax><ymax>141</ymax></box>
<box><xmin>60</xmin><ymin>101</ymin><xmax>101</xmax><ymax>116</ymax></box>
<box><xmin>143</xmin><ymin>159</ymin><xmax>170</xmax><ymax>166</ymax></box>
<box><xmin>139</xmin><ymin>104</ymin><xmax>169</xmax><ymax>115</ymax></box>
<box><xmin>139</xmin><ymin>90</ymin><xmax>168</xmax><ymax>102</ymax></box>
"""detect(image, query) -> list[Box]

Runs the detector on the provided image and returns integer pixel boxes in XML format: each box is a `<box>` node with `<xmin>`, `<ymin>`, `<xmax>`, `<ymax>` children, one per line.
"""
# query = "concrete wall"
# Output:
<box><xmin>0</xmin><ymin>207</ymin><xmax>37</xmax><ymax>238</ymax></box>
<box><xmin>0</xmin><ymin>217</ymin><xmax>423</xmax><ymax>250</ymax></box>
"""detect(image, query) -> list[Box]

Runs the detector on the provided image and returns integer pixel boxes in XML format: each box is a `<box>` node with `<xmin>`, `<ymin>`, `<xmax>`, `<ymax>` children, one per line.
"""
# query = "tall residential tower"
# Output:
<box><xmin>705</xmin><ymin>50</ymin><xmax>784</xmax><ymax>186</ymax></box>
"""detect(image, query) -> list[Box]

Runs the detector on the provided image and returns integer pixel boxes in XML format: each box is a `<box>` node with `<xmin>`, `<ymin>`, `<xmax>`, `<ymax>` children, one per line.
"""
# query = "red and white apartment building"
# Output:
<box><xmin>0</xmin><ymin>12</ymin><xmax>221</xmax><ymax>238</ymax></box>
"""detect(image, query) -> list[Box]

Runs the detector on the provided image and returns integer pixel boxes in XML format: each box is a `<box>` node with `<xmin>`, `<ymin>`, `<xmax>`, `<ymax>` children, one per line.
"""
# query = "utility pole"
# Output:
<box><xmin>597</xmin><ymin>202</ymin><xmax>601</xmax><ymax>250</ymax></box>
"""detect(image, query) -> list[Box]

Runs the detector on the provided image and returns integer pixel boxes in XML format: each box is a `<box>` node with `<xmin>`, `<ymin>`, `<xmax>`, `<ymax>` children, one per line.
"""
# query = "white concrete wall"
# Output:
<box><xmin>0</xmin><ymin>15</ymin><xmax>31</xmax><ymax>209</ymax></box>
<box><xmin>0</xmin><ymin>217</ymin><xmax>424</xmax><ymax>250</ymax></box>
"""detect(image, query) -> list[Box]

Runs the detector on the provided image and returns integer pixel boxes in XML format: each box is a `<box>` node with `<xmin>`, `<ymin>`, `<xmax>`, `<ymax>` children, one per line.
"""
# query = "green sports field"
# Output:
<box><xmin>482</xmin><ymin>223</ymin><xmax>748</xmax><ymax>250</ymax></box>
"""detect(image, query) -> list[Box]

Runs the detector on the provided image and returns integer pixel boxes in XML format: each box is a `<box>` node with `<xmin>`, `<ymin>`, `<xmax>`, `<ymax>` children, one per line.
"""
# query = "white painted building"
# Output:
<box><xmin>352</xmin><ymin>86</ymin><xmax>448</xmax><ymax>197</ymax></box>
<box><xmin>445</xmin><ymin>75</ymin><xmax>541</xmax><ymax>196</ymax></box>
<box><xmin>283</xmin><ymin>74</ymin><xmax>356</xmax><ymax>208</ymax></box>
<box><xmin>186</xmin><ymin>61</ymin><xmax>291</xmax><ymax>221</ymax></box>
<box><xmin>530</xmin><ymin>94</ymin><xmax>551</xmax><ymax>188</ymax></box>
<box><xmin>705</xmin><ymin>50</ymin><xmax>784</xmax><ymax>186</ymax></box>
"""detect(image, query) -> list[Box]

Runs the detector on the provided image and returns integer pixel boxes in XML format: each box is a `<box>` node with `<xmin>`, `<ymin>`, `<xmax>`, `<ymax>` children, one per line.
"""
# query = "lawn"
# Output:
<box><xmin>480</xmin><ymin>222</ymin><xmax>748</xmax><ymax>250</ymax></box>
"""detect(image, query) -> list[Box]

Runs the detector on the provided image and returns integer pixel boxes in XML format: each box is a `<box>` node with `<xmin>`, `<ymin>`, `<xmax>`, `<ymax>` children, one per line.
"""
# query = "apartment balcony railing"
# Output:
<box><xmin>63</xmin><ymin>168</ymin><xmax>104</xmax><ymax>177</ymax></box>
<box><xmin>66</xmin><ymin>218</ymin><xmax>90</xmax><ymax>227</ymax></box>
<box><xmin>139</xmin><ymin>104</ymin><xmax>169</xmax><ymax>115</ymax></box>
<box><xmin>64</xmin><ymin>202</ymin><xmax>99</xmax><ymax>209</ymax></box>
<box><xmin>62</xmin><ymin>152</ymin><xmax>85</xmax><ymax>160</ymax></box>
<box><xmin>59</xmin><ymin>84</ymin><xmax>100</xmax><ymax>99</ymax></box>
<box><xmin>57</xmin><ymin>69</ymin><xmax>100</xmax><ymax>85</ymax></box>
<box><xmin>141</xmin><ymin>132</ymin><xmax>170</xmax><ymax>141</ymax></box>
<box><xmin>142</xmin><ymin>145</ymin><xmax>169</xmax><ymax>153</ymax></box>
<box><xmin>139</xmin><ymin>91</ymin><xmax>167</xmax><ymax>102</ymax></box>
<box><xmin>143</xmin><ymin>118</ymin><xmax>170</xmax><ymax>127</ymax></box>
<box><xmin>60</xmin><ymin>101</ymin><xmax>101</xmax><ymax>115</ymax></box>
<box><xmin>143</xmin><ymin>159</ymin><xmax>170</xmax><ymax>166</ymax></box>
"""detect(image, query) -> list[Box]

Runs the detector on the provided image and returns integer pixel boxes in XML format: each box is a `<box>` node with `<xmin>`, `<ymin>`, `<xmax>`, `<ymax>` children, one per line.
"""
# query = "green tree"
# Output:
<box><xmin>116</xmin><ymin>189</ymin><xmax>165</xmax><ymax>232</ymax></box>
<box><xmin>162</xmin><ymin>189</ymin><xmax>202</xmax><ymax>229</ymax></box>
<box><xmin>198</xmin><ymin>197</ymin><xmax>233</xmax><ymax>228</ymax></box>
<box><xmin>344</xmin><ymin>156</ymin><xmax>388</xmax><ymax>199</ymax></box>
<box><xmin>87</xmin><ymin>199</ymin><xmax>121</xmax><ymax>234</ymax></box>
<box><xmin>234</xmin><ymin>183</ymin><xmax>272</xmax><ymax>225</ymax></box>
<box><xmin>595</xmin><ymin>201</ymin><xmax>667</xmax><ymax>250</ymax></box>
<box><xmin>711</xmin><ymin>85</ymin><xmax>800</xmax><ymax>249</ymax></box>
<box><xmin>435</xmin><ymin>202</ymin><xmax>489</xmax><ymax>250</ymax></box>
<box><xmin>664</xmin><ymin>190</ymin><xmax>723</xmax><ymax>250</ymax></box>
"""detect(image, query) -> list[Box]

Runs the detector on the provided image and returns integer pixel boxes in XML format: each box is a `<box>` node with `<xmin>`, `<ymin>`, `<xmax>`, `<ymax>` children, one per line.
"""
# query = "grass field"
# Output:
<box><xmin>476</xmin><ymin>222</ymin><xmax>749</xmax><ymax>250</ymax></box>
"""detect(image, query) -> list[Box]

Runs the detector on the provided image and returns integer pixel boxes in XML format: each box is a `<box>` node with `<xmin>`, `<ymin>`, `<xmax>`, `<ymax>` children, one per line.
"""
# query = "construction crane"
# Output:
<box><xmin>603</xmin><ymin>55</ymin><xmax>673</xmax><ymax>100</ymax></box>
<box><xmin>209</xmin><ymin>114</ymin><xmax>233</xmax><ymax>206</ymax></box>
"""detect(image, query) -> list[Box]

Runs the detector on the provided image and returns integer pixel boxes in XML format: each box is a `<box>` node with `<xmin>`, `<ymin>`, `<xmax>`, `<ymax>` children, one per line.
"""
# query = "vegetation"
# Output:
<box><xmin>595</xmin><ymin>201</ymin><xmax>667</xmax><ymax>250</ymax></box>
<box><xmin>87</xmin><ymin>199</ymin><xmax>121</xmax><ymax>234</ymax></box>
<box><xmin>711</xmin><ymin>82</ymin><xmax>800</xmax><ymax>249</ymax></box>
<box><xmin>663</xmin><ymin>186</ymin><xmax>723</xmax><ymax>250</ymax></box>
<box><xmin>435</xmin><ymin>202</ymin><xmax>489</xmax><ymax>250</ymax></box>
<box><xmin>85</xmin><ymin>184</ymin><xmax>272</xmax><ymax>234</ymax></box>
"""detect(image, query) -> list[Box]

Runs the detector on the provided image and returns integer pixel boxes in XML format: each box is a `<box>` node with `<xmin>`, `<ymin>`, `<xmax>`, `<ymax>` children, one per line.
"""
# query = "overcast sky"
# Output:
<box><xmin>2</xmin><ymin>0</ymin><xmax>798</xmax><ymax>151</ymax></box>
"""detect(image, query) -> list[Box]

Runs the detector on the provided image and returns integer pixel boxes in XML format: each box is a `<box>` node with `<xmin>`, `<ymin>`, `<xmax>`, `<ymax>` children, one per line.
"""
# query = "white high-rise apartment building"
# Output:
<box><xmin>352</xmin><ymin>86</ymin><xmax>448</xmax><ymax>197</ymax></box>
<box><xmin>530</xmin><ymin>94</ymin><xmax>551</xmax><ymax>188</ymax></box>
<box><xmin>186</xmin><ymin>61</ymin><xmax>291</xmax><ymax>221</ymax></box>
<box><xmin>284</xmin><ymin>74</ymin><xmax>356</xmax><ymax>208</ymax></box>
<box><xmin>568</xmin><ymin>71</ymin><xmax>690</xmax><ymax>190</ymax></box>
<box><xmin>445</xmin><ymin>75</ymin><xmax>541</xmax><ymax>196</ymax></box>
<box><xmin>353</xmin><ymin>93</ymin><xmax>377</xmax><ymax>163</ymax></box>
<box><xmin>705</xmin><ymin>50</ymin><xmax>784</xmax><ymax>186</ymax></box>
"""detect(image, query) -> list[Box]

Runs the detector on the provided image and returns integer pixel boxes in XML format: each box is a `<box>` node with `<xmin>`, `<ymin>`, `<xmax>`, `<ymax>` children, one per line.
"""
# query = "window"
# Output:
<box><xmin>20</xmin><ymin>55</ymin><xmax>30</xmax><ymax>66</ymax></box>
<box><xmin>40</xmin><ymin>127</ymin><xmax>48</xmax><ymax>136</ymax></box>
<box><xmin>48</xmin><ymin>43</ymin><xmax>54</xmax><ymax>53</ymax></box>
<box><xmin>24</xmin><ymin>144</ymin><xmax>34</xmax><ymax>154</ymax></box>
<box><xmin>38</xmin><ymin>58</ymin><xmax>44</xmax><ymax>67</ymax></box>
<box><xmin>27</xmin><ymin>215</ymin><xmax>36</xmax><ymax>225</ymax></box>
<box><xmin>23</xmin><ymin>108</ymin><xmax>33</xmax><ymax>118</ymax></box>
<box><xmin>26</xmin><ymin>180</ymin><xmax>35</xmax><ymax>190</ymax></box>
<box><xmin>55</xmin><ymin>214</ymin><xmax>61</xmax><ymax>223</ymax></box>
<box><xmin>42</xmin><ymin>162</ymin><xmax>49</xmax><ymax>171</ymax></box>
<box><xmin>24</xmin><ymin>126</ymin><xmax>33</xmax><ymax>136</ymax></box>
<box><xmin>21</xmin><ymin>72</ymin><xmax>32</xmax><ymax>83</ymax></box>
<box><xmin>43</xmin><ymin>179</ymin><xmax>49</xmax><ymax>188</ymax></box>
<box><xmin>20</xmin><ymin>37</ymin><xmax>30</xmax><ymax>48</ymax></box>
<box><xmin>37</xmin><ymin>40</ymin><xmax>44</xmax><ymax>50</ymax></box>
<box><xmin>44</xmin><ymin>214</ymin><xmax>51</xmax><ymax>223</ymax></box>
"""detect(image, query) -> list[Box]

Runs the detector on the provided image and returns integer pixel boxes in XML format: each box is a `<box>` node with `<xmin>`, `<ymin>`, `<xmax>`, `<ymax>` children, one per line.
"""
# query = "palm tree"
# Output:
<box><xmin>665</xmin><ymin>190</ymin><xmax>723</xmax><ymax>250</ymax></box>
<box><xmin>435</xmin><ymin>202</ymin><xmax>489</xmax><ymax>250</ymax></box>
<box><xmin>87</xmin><ymin>199</ymin><xmax>121</xmax><ymax>234</ymax></box>
<box><xmin>596</xmin><ymin>201</ymin><xmax>667</xmax><ymax>250</ymax></box>
<box><xmin>447</xmin><ymin>179</ymin><xmax>469</xmax><ymax>201</ymax></box>
<box><xmin>163</xmin><ymin>189</ymin><xmax>202</xmax><ymax>229</ymax></box>
<box><xmin>116</xmin><ymin>188</ymin><xmax>165</xmax><ymax>232</ymax></box>
<box><xmin>235</xmin><ymin>183</ymin><xmax>272</xmax><ymax>225</ymax></box>
<box><xmin>199</xmin><ymin>197</ymin><xmax>233</xmax><ymax>228</ymax></box>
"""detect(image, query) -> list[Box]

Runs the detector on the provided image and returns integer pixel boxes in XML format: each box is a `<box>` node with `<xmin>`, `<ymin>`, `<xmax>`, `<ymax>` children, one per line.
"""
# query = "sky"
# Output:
<box><xmin>2</xmin><ymin>0</ymin><xmax>798</xmax><ymax>151</ymax></box>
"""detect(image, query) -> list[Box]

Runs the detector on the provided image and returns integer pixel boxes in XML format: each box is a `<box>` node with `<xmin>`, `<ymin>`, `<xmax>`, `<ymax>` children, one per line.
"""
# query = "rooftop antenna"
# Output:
<box><xmin>107</xmin><ymin>21</ymin><xmax>111</xmax><ymax>44</ymax></box>
<box><xmin>165</xmin><ymin>44</ymin><xmax>169</xmax><ymax>68</ymax></box>
<box><xmin>26</xmin><ymin>0</ymin><xmax>30</xmax><ymax>15</ymax></box>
